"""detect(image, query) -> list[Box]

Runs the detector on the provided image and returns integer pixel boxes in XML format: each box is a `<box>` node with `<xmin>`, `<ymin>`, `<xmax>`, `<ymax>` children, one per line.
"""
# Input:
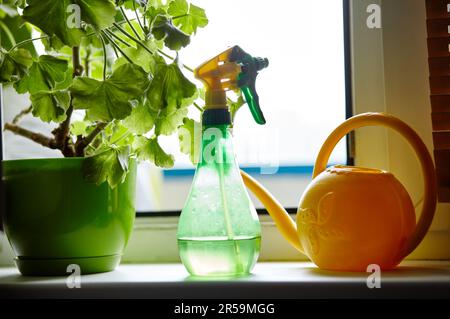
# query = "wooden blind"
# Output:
<box><xmin>426</xmin><ymin>0</ymin><xmax>450</xmax><ymax>202</ymax></box>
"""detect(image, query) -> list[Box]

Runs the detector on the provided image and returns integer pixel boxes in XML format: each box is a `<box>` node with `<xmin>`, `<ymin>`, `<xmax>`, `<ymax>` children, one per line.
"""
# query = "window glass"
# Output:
<box><xmin>1</xmin><ymin>0</ymin><xmax>347</xmax><ymax>212</ymax></box>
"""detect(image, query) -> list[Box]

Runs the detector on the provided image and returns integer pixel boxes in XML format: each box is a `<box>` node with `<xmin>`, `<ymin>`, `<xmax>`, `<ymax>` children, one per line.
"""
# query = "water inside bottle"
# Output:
<box><xmin>178</xmin><ymin>236</ymin><xmax>260</xmax><ymax>277</ymax></box>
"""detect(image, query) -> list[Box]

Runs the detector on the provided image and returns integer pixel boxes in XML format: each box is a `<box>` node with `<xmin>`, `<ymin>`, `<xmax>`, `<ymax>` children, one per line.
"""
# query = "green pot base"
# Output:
<box><xmin>14</xmin><ymin>255</ymin><xmax>122</xmax><ymax>276</ymax></box>
<box><xmin>3</xmin><ymin>158</ymin><xmax>137</xmax><ymax>276</ymax></box>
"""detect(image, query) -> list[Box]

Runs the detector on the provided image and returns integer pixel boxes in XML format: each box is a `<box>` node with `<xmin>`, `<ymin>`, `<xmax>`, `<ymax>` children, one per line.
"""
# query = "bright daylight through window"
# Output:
<box><xmin>154</xmin><ymin>0</ymin><xmax>347</xmax><ymax>211</ymax></box>
<box><xmin>162</xmin><ymin>0</ymin><xmax>347</xmax><ymax>170</ymax></box>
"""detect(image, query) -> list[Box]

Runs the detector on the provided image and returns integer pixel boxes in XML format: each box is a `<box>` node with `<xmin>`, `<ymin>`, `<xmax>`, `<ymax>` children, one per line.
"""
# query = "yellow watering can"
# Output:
<box><xmin>241</xmin><ymin>112</ymin><xmax>437</xmax><ymax>271</ymax></box>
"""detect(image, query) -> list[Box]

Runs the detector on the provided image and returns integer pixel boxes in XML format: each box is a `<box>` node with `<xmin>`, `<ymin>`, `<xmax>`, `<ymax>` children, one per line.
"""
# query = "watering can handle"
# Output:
<box><xmin>313</xmin><ymin>112</ymin><xmax>437</xmax><ymax>258</ymax></box>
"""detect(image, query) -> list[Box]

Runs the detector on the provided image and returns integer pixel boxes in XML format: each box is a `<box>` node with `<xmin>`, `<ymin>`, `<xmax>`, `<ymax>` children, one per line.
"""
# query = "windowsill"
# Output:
<box><xmin>0</xmin><ymin>261</ymin><xmax>449</xmax><ymax>299</ymax></box>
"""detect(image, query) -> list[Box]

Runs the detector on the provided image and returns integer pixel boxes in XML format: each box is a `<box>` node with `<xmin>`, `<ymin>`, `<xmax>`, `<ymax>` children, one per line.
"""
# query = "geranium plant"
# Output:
<box><xmin>0</xmin><ymin>0</ymin><xmax>243</xmax><ymax>187</ymax></box>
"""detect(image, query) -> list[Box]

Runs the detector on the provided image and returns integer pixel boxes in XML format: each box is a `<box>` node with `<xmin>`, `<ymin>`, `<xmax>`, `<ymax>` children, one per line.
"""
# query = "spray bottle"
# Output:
<box><xmin>177</xmin><ymin>46</ymin><xmax>269</xmax><ymax>276</ymax></box>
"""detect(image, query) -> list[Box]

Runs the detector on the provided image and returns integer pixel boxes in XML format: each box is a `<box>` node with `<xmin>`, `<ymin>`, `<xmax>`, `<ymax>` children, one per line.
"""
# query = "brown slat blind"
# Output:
<box><xmin>426</xmin><ymin>0</ymin><xmax>450</xmax><ymax>201</ymax></box>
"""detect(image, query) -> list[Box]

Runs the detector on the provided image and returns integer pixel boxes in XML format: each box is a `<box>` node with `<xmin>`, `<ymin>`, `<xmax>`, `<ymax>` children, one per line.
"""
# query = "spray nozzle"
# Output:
<box><xmin>194</xmin><ymin>45</ymin><xmax>269</xmax><ymax>125</ymax></box>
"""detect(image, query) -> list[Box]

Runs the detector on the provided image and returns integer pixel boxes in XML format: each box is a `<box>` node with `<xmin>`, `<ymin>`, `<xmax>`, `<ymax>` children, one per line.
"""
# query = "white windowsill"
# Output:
<box><xmin>0</xmin><ymin>261</ymin><xmax>449</xmax><ymax>299</ymax></box>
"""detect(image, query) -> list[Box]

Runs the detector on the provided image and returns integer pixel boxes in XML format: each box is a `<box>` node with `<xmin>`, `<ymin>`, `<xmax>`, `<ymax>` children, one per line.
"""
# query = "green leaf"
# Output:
<box><xmin>29</xmin><ymin>90</ymin><xmax>70</xmax><ymax>123</ymax></box>
<box><xmin>82</xmin><ymin>146</ymin><xmax>130</xmax><ymax>188</ymax></box>
<box><xmin>0</xmin><ymin>4</ymin><xmax>18</xmax><ymax>17</ymax></box>
<box><xmin>14</xmin><ymin>55</ymin><xmax>69</xmax><ymax>94</ymax></box>
<box><xmin>145</xmin><ymin>5</ymin><xmax>166</xmax><ymax>24</ymax></box>
<box><xmin>0</xmin><ymin>13</ymin><xmax>37</xmax><ymax>54</ymax></box>
<box><xmin>168</xmin><ymin>0</ymin><xmax>208</xmax><ymax>35</ymax></box>
<box><xmin>153</xmin><ymin>103</ymin><xmax>188</xmax><ymax>135</ymax></box>
<box><xmin>151</xmin><ymin>14</ymin><xmax>190</xmax><ymax>51</ymax></box>
<box><xmin>0</xmin><ymin>48</ymin><xmax>33</xmax><ymax>82</ymax></box>
<box><xmin>22</xmin><ymin>0</ymin><xmax>116</xmax><ymax>46</ymax></box>
<box><xmin>80</xmin><ymin>27</ymin><xmax>103</xmax><ymax>48</ymax></box>
<box><xmin>123</xmin><ymin>100</ymin><xmax>155</xmax><ymax>134</ymax></box>
<box><xmin>145</xmin><ymin>61</ymin><xmax>196</xmax><ymax>135</ymax></box>
<box><xmin>134</xmin><ymin>136</ymin><xmax>174</xmax><ymax>168</ymax></box>
<box><xmin>112</xmin><ymin>41</ymin><xmax>162</xmax><ymax>74</ymax></box>
<box><xmin>2</xmin><ymin>1</ymin><xmax>26</xmax><ymax>9</ymax></box>
<box><xmin>167</xmin><ymin>0</ymin><xmax>188</xmax><ymax>18</ymax></box>
<box><xmin>22</xmin><ymin>0</ymin><xmax>83</xmax><ymax>46</ymax></box>
<box><xmin>71</xmin><ymin>120</ymin><xmax>89</xmax><ymax>136</ymax></box>
<box><xmin>70</xmin><ymin>63</ymin><xmax>150</xmax><ymax>121</ymax></box>
<box><xmin>54</xmin><ymin>66</ymin><xmax>74</xmax><ymax>90</ymax></box>
<box><xmin>105</xmin><ymin>122</ymin><xmax>134</xmax><ymax>147</ymax></box>
<box><xmin>147</xmin><ymin>61</ymin><xmax>196</xmax><ymax>111</ymax></box>
<box><xmin>78</xmin><ymin>0</ymin><xmax>116</xmax><ymax>29</ymax></box>
<box><xmin>12</xmin><ymin>55</ymin><xmax>71</xmax><ymax>122</ymax></box>
<box><xmin>41</xmin><ymin>34</ymin><xmax>66</xmax><ymax>52</ymax></box>
<box><xmin>118</xmin><ymin>0</ymin><xmax>156</xmax><ymax>9</ymax></box>
<box><xmin>178</xmin><ymin>117</ymin><xmax>200</xmax><ymax>164</ymax></box>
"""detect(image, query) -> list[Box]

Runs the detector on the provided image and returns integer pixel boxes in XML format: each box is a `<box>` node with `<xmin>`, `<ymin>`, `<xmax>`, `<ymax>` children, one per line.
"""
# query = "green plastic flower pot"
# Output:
<box><xmin>2</xmin><ymin>157</ymin><xmax>136</xmax><ymax>276</ymax></box>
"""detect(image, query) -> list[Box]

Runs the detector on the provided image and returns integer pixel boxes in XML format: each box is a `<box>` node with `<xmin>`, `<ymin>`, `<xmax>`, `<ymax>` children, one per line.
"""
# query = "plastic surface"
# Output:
<box><xmin>177</xmin><ymin>124</ymin><xmax>261</xmax><ymax>276</ymax></box>
<box><xmin>241</xmin><ymin>112</ymin><xmax>437</xmax><ymax>271</ymax></box>
<box><xmin>2</xmin><ymin>157</ymin><xmax>136</xmax><ymax>275</ymax></box>
<box><xmin>194</xmin><ymin>45</ymin><xmax>268</xmax><ymax>124</ymax></box>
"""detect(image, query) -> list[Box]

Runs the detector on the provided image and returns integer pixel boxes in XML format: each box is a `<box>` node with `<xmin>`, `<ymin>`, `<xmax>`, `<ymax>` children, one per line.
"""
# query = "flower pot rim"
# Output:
<box><xmin>2</xmin><ymin>157</ymin><xmax>85</xmax><ymax>164</ymax></box>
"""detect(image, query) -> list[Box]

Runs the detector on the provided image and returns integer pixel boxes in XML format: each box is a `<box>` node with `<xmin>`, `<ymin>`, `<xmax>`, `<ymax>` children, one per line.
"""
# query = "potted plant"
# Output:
<box><xmin>0</xmin><ymin>0</ymin><xmax>231</xmax><ymax>275</ymax></box>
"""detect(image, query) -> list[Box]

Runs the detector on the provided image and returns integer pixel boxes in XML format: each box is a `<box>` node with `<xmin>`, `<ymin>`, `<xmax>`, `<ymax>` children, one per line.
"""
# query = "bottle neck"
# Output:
<box><xmin>202</xmin><ymin>109</ymin><xmax>231</xmax><ymax>126</ymax></box>
<box><xmin>198</xmin><ymin>122</ymin><xmax>236</xmax><ymax>167</ymax></box>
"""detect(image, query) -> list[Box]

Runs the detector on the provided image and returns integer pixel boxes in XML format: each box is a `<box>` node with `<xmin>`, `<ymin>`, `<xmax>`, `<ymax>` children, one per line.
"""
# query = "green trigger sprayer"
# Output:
<box><xmin>177</xmin><ymin>46</ymin><xmax>269</xmax><ymax>277</ymax></box>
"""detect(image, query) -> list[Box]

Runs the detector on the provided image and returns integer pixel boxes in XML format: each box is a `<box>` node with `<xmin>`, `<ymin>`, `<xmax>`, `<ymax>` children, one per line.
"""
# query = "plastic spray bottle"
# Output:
<box><xmin>177</xmin><ymin>46</ymin><xmax>269</xmax><ymax>276</ymax></box>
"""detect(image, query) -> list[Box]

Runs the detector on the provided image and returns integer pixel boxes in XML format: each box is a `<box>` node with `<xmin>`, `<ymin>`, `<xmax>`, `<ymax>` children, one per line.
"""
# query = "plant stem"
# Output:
<box><xmin>84</xmin><ymin>47</ymin><xmax>91</xmax><ymax>77</ymax></box>
<box><xmin>54</xmin><ymin>47</ymin><xmax>82</xmax><ymax>157</ymax></box>
<box><xmin>83</xmin><ymin>19</ymin><xmax>137</xmax><ymax>39</ymax></box>
<box><xmin>75</xmin><ymin>122</ymin><xmax>107</xmax><ymax>156</ymax></box>
<box><xmin>110</xmin><ymin>42</ymin><xmax>119</xmax><ymax>58</ymax></box>
<box><xmin>8</xmin><ymin>36</ymin><xmax>48</xmax><ymax>52</ymax></box>
<box><xmin>4</xmin><ymin>123</ymin><xmax>58</xmax><ymax>149</ymax></box>
<box><xmin>100</xmin><ymin>36</ymin><xmax>107</xmax><ymax>81</ymax></box>
<box><xmin>12</xmin><ymin>105</ymin><xmax>32</xmax><ymax>124</ymax></box>
<box><xmin>171</xmin><ymin>13</ymin><xmax>189</xmax><ymax>20</ymax></box>
<box><xmin>113</xmin><ymin>22</ymin><xmax>153</xmax><ymax>56</ymax></box>
<box><xmin>193</xmin><ymin>102</ymin><xmax>203</xmax><ymax>112</ymax></box>
<box><xmin>133</xmin><ymin>2</ymin><xmax>145</xmax><ymax>33</ymax></box>
<box><xmin>120</xmin><ymin>7</ymin><xmax>142</xmax><ymax>40</ymax></box>
<box><xmin>112</xmin><ymin>22</ymin><xmax>195</xmax><ymax>73</ymax></box>
<box><xmin>105</xmin><ymin>29</ymin><xmax>131</xmax><ymax>47</ymax></box>
<box><xmin>101</xmin><ymin>31</ymin><xmax>133</xmax><ymax>64</ymax></box>
<box><xmin>72</xmin><ymin>46</ymin><xmax>83</xmax><ymax>77</ymax></box>
<box><xmin>157</xmin><ymin>49</ymin><xmax>194</xmax><ymax>73</ymax></box>
<box><xmin>0</xmin><ymin>21</ymin><xmax>16</xmax><ymax>47</ymax></box>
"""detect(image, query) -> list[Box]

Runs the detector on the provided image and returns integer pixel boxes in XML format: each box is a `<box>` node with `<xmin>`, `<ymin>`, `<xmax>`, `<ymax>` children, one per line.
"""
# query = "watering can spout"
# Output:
<box><xmin>240</xmin><ymin>171</ymin><xmax>304</xmax><ymax>253</ymax></box>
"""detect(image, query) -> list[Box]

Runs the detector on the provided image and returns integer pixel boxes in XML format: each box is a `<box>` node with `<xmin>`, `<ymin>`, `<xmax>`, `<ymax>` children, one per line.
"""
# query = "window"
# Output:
<box><xmin>138</xmin><ymin>0</ymin><xmax>348</xmax><ymax>212</ymax></box>
<box><xmin>0</xmin><ymin>0</ymin><xmax>349</xmax><ymax>214</ymax></box>
<box><xmin>2</xmin><ymin>1</ymin><xmax>447</xmax><ymax>265</ymax></box>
